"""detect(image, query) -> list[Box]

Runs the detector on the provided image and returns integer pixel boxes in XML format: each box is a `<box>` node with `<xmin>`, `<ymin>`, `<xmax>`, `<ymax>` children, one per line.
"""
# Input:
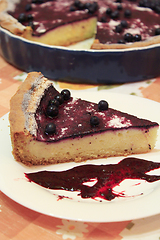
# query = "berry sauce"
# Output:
<box><xmin>25</xmin><ymin>157</ymin><xmax>160</xmax><ymax>201</ymax></box>
<box><xmin>8</xmin><ymin>0</ymin><xmax>160</xmax><ymax>44</ymax></box>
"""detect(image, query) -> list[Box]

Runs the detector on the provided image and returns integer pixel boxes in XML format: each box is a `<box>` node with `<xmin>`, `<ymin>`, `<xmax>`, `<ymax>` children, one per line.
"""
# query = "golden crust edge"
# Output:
<box><xmin>9</xmin><ymin>72</ymin><xmax>45</xmax><ymax>163</ymax></box>
<box><xmin>9</xmin><ymin>72</ymin><xmax>43</xmax><ymax>135</ymax></box>
<box><xmin>0</xmin><ymin>0</ymin><xmax>31</xmax><ymax>36</ymax></box>
<box><xmin>0</xmin><ymin>11</ymin><xmax>32</xmax><ymax>36</ymax></box>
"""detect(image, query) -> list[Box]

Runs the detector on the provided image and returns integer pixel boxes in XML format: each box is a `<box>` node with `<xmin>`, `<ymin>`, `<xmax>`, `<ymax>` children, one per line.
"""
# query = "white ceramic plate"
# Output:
<box><xmin>0</xmin><ymin>92</ymin><xmax>160</xmax><ymax>222</ymax></box>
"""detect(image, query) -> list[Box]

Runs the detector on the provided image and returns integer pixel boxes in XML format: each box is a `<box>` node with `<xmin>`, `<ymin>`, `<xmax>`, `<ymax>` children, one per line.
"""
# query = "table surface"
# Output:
<box><xmin>0</xmin><ymin>55</ymin><xmax>160</xmax><ymax>240</ymax></box>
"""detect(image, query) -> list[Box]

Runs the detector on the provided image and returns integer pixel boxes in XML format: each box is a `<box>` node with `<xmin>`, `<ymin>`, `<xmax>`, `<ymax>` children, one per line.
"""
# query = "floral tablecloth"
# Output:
<box><xmin>0</xmin><ymin>55</ymin><xmax>160</xmax><ymax>240</ymax></box>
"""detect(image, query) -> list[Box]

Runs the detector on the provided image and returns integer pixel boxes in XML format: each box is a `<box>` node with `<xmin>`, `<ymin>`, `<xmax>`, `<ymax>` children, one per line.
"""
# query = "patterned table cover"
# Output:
<box><xmin>0</xmin><ymin>55</ymin><xmax>160</xmax><ymax>240</ymax></box>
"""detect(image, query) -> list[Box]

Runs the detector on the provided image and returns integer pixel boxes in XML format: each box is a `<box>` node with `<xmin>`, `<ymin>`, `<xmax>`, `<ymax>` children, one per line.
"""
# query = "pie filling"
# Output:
<box><xmin>7</xmin><ymin>0</ymin><xmax>160</xmax><ymax>46</ymax></box>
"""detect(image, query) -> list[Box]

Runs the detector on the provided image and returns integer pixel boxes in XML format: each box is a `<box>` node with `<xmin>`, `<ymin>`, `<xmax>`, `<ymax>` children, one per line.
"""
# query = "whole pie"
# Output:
<box><xmin>9</xmin><ymin>72</ymin><xmax>159</xmax><ymax>166</ymax></box>
<box><xmin>1</xmin><ymin>0</ymin><xmax>160</xmax><ymax>49</ymax></box>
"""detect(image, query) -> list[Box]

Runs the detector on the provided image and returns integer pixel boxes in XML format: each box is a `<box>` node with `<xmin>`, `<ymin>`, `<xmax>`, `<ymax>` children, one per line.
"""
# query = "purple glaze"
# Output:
<box><xmin>8</xmin><ymin>0</ymin><xmax>160</xmax><ymax>44</ymax></box>
<box><xmin>8</xmin><ymin>0</ymin><xmax>97</xmax><ymax>37</ymax></box>
<box><xmin>96</xmin><ymin>0</ymin><xmax>160</xmax><ymax>44</ymax></box>
<box><xmin>35</xmin><ymin>85</ymin><xmax>158</xmax><ymax>142</ymax></box>
<box><xmin>25</xmin><ymin>157</ymin><xmax>160</xmax><ymax>201</ymax></box>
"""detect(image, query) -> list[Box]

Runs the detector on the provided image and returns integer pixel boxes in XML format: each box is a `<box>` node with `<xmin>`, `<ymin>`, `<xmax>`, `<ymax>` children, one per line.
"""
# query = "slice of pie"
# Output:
<box><xmin>9</xmin><ymin>72</ymin><xmax>159</xmax><ymax>166</ymax></box>
<box><xmin>0</xmin><ymin>0</ymin><xmax>97</xmax><ymax>47</ymax></box>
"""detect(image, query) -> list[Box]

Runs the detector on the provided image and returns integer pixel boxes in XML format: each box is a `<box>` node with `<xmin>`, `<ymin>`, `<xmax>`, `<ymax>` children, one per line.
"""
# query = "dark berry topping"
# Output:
<box><xmin>79</xmin><ymin>3</ymin><xmax>86</xmax><ymax>10</ymax></box>
<box><xmin>155</xmin><ymin>28</ymin><xmax>160</xmax><ymax>35</ymax></box>
<box><xmin>150</xmin><ymin>2</ymin><xmax>156</xmax><ymax>10</ymax></box>
<box><xmin>54</xmin><ymin>94</ymin><xmax>64</xmax><ymax>104</ymax></box>
<box><xmin>27</xmin><ymin>14</ymin><xmax>33</xmax><ymax>21</ymax></box>
<box><xmin>49</xmin><ymin>98</ymin><xmax>59</xmax><ymax>107</ymax></box>
<box><xmin>106</xmin><ymin>7</ymin><xmax>112</xmax><ymax>15</ymax></box>
<box><xmin>124</xmin><ymin>9</ymin><xmax>132</xmax><ymax>18</ymax></box>
<box><xmin>155</xmin><ymin>5</ymin><xmax>160</xmax><ymax>13</ymax></box>
<box><xmin>32</xmin><ymin>0</ymin><xmax>44</xmax><ymax>3</ymax></box>
<box><xmin>74</xmin><ymin>0</ymin><xmax>81</xmax><ymax>8</ymax></box>
<box><xmin>87</xmin><ymin>1</ymin><xmax>98</xmax><ymax>14</ymax></box>
<box><xmin>46</xmin><ymin>105</ymin><xmax>59</xmax><ymax>118</ymax></box>
<box><xmin>74</xmin><ymin>0</ymin><xmax>85</xmax><ymax>10</ymax></box>
<box><xmin>139</xmin><ymin>0</ymin><xmax>160</xmax><ymax>13</ymax></box>
<box><xmin>121</xmin><ymin>20</ymin><xmax>128</xmax><ymax>28</ymax></box>
<box><xmin>25</xmin><ymin>4</ymin><xmax>32</xmax><ymax>12</ymax></box>
<box><xmin>139</xmin><ymin>0</ymin><xmax>145</xmax><ymax>7</ymax></box>
<box><xmin>100</xmin><ymin>16</ymin><xmax>107</xmax><ymax>22</ymax></box>
<box><xmin>117</xmin><ymin>4</ymin><xmax>123</xmax><ymax>10</ymax></box>
<box><xmin>18</xmin><ymin>13</ymin><xmax>27</xmax><ymax>23</ymax></box>
<box><xmin>70</xmin><ymin>5</ymin><xmax>76</xmax><ymax>11</ymax></box>
<box><xmin>61</xmin><ymin>89</ymin><xmax>71</xmax><ymax>100</ymax></box>
<box><xmin>111</xmin><ymin>10</ymin><xmax>120</xmax><ymax>19</ymax></box>
<box><xmin>124</xmin><ymin>32</ymin><xmax>133</xmax><ymax>42</ymax></box>
<box><xmin>73</xmin><ymin>0</ymin><xmax>98</xmax><ymax>13</ymax></box>
<box><xmin>98</xmin><ymin>100</ymin><xmax>109</xmax><ymax>111</ymax></box>
<box><xmin>45</xmin><ymin>123</ymin><xmax>56</xmax><ymax>135</ymax></box>
<box><xmin>84</xmin><ymin>2</ymin><xmax>92</xmax><ymax>9</ymax></box>
<box><xmin>115</xmin><ymin>24</ymin><xmax>123</xmax><ymax>33</ymax></box>
<box><xmin>90</xmin><ymin>116</ymin><xmax>100</xmax><ymax>126</ymax></box>
<box><xmin>133</xmin><ymin>34</ymin><xmax>142</xmax><ymax>41</ymax></box>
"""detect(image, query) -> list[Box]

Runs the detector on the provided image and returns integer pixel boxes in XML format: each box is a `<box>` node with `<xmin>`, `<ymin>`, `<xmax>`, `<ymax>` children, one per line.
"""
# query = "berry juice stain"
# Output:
<box><xmin>25</xmin><ymin>157</ymin><xmax>160</xmax><ymax>201</ymax></box>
